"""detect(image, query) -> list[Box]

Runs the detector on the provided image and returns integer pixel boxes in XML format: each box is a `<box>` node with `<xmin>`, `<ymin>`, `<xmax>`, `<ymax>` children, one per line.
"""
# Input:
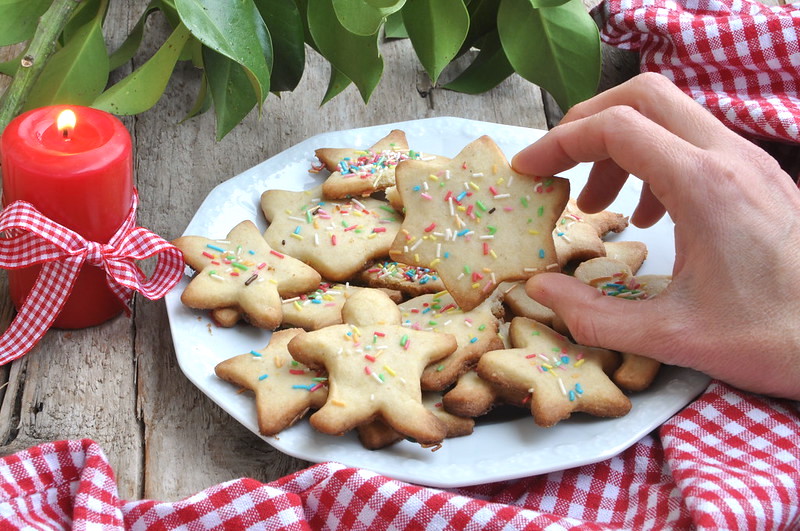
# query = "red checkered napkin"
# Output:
<box><xmin>1</xmin><ymin>381</ymin><xmax>798</xmax><ymax>529</ymax></box>
<box><xmin>596</xmin><ymin>0</ymin><xmax>800</xmax><ymax>143</ymax></box>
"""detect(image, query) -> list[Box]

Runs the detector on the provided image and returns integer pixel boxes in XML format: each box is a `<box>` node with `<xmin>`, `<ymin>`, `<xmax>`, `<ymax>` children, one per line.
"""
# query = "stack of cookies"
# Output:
<box><xmin>173</xmin><ymin>131</ymin><xmax>671</xmax><ymax>450</ymax></box>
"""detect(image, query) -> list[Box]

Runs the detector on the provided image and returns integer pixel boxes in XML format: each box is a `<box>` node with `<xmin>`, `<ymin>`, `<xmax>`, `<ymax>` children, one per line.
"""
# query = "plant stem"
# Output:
<box><xmin>0</xmin><ymin>0</ymin><xmax>82</xmax><ymax>133</ymax></box>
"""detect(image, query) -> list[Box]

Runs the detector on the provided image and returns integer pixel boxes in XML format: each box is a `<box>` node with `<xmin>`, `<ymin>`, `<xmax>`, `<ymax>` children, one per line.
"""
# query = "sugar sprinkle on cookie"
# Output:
<box><xmin>390</xmin><ymin>135</ymin><xmax>569</xmax><ymax>311</ymax></box>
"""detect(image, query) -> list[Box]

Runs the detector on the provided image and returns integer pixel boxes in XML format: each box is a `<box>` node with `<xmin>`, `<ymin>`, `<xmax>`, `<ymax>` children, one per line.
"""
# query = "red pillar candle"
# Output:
<box><xmin>1</xmin><ymin>105</ymin><xmax>134</xmax><ymax>329</ymax></box>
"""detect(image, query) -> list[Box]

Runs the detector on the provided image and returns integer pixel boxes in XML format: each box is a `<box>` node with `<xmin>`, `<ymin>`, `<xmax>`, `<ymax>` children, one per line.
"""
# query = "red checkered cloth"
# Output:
<box><xmin>596</xmin><ymin>0</ymin><xmax>800</xmax><ymax>144</ymax></box>
<box><xmin>1</xmin><ymin>381</ymin><xmax>798</xmax><ymax>529</ymax></box>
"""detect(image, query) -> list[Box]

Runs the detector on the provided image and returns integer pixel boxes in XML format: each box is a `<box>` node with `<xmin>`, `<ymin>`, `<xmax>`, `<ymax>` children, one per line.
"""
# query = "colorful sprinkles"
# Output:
<box><xmin>397</xmin><ymin>142</ymin><xmax>564</xmax><ymax>298</ymax></box>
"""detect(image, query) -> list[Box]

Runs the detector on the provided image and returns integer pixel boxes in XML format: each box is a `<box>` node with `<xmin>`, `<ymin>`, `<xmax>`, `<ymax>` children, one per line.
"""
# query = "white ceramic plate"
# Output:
<box><xmin>165</xmin><ymin>117</ymin><xmax>710</xmax><ymax>488</ymax></box>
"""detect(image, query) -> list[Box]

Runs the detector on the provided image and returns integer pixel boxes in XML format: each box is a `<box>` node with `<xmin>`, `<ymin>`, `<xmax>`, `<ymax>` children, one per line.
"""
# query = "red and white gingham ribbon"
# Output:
<box><xmin>0</xmin><ymin>190</ymin><xmax>183</xmax><ymax>365</ymax></box>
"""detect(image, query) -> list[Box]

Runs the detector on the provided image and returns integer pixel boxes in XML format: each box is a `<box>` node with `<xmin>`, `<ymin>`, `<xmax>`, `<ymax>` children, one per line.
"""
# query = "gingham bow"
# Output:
<box><xmin>0</xmin><ymin>191</ymin><xmax>183</xmax><ymax>365</ymax></box>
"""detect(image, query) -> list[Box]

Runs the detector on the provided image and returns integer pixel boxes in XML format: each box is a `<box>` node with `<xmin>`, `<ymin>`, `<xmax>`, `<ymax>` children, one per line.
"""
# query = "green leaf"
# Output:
<box><xmin>365</xmin><ymin>0</ymin><xmax>403</xmax><ymax>7</ymax></box>
<box><xmin>322</xmin><ymin>65</ymin><xmax>352</xmax><ymax>105</ymax></box>
<box><xmin>308</xmin><ymin>0</ymin><xmax>383</xmax><ymax>102</ymax></box>
<box><xmin>292</xmin><ymin>0</ymin><xmax>315</xmax><ymax>47</ymax></box>
<box><xmin>24</xmin><ymin>17</ymin><xmax>109</xmax><ymax>110</ymax></box>
<box><xmin>462</xmin><ymin>0</ymin><xmax>499</xmax><ymax>49</ymax></box>
<box><xmin>0</xmin><ymin>0</ymin><xmax>51</xmax><ymax>46</ymax></box>
<box><xmin>498</xmin><ymin>0</ymin><xmax>600</xmax><ymax>111</ymax></box>
<box><xmin>529</xmin><ymin>0</ymin><xmax>571</xmax><ymax>8</ymax></box>
<box><xmin>175</xmin><ymin>0</ymin><xmax>271</xmax><ymax>105</ymax></box>
<box><xmin>204</xmin><ymin>46</ymin><xmax>257</xmax><ymax>140</ymax></box>
<box><xmin>254</xmin><ymin>0</ymin><xmax>305</xmax><ymax>92</ymax></box>
<box><xmin>444</xmin><ymin>32</ymin><xmax>513</xmax><ymax>95</ymax></box>
<box><xmin>332</xmin><ymin>0</ymin><xmax>405</xmax><ymax>36</ymax></box>
<box><xmin>92</xmin><ymin>22</ymin><xmax>191</xmax><ymax>114</ymax></box>
<box><xmin>383</xmin><ymin>11</ymin><xmax>407</xmax><ymax>39</ymax></box>
<box><xmin>0</xmin><ymin>52</ymin><xmax>23</xmax><ymax>76</ymax></box>
<box><xmin>181</xmin><ymin>72</ymin><xmax>211</xmax><ymax>122</ymax></box>
<box><xmin>62</xmin><ymin>0</ymin><xmax>105</xmax><ymax>42</ymax></box>
<box><xmin>401</xmin><ymin>0</ymin><xmax>469</xmax><ymax>84</ymax></box>
<box><xmin>108</xmin><ymin>0</ymin><xmax>163</xmax><ymax>71</ymax></box>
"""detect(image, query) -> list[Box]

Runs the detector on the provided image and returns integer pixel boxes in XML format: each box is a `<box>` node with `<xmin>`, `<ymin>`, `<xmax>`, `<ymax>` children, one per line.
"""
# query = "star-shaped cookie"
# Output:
<box><xmin>603</xmin><ymin>241</ymin><xmax>648</xmax><ymax>273</ymax></box>
<box><xmin>389</xmin><ymin>135</ymin><xmax>569</xmax><ymax>311</ymax></box>
<box><xmin>315</xmin><ymin>129</ymin><xmax>438</xmax><ymax>198</ymax></box>
<box><xmin>574</xmin><ymin>257</ymin><xmax>671</xmax><ymax>391</ymax></box>
<box><xmin>399</xmin><ymin>289</ymin><xmax>505</xmax><ymax>391</ymax></box>
<box><xmin>261</xmin><ymin>186</ymin><xmax>402</xmax><ymax>281</ymax></box>
<box><xmin>173</xmin><ymin>220</ymin><xmax>321</xmax><ymax>329</ymax></box>
<box><xmin>287</xmin><ymin>289</ymin><xmax>457</xmax><ymax>445</ymax></box>
<box><xmin>214</xmin><ymin>328</ymin><xmax>328</xmax><ymax>436</ymax></box>
<box><xmin>553</xmin><ymin>199</ymin><xmax>629</xmax><ymax>268</ymax></box>
<box><xmin>358</xmin><ymin>260</ymin><xmax>446</xmax><ymax>297</ymax></box>
<box><xmin>442</xmin><ymin>369</ymin><xmax>528</xmax><ymax>418</ymax></box>
<box><xmin>477</xmin><ymin>317</ymin><xmax>630</xmax><ymax>427</ymax></box>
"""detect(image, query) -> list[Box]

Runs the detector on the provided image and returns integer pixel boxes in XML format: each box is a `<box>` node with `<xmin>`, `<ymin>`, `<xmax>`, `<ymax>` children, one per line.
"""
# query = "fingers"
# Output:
<box><xmin>576</xmin><ymin>158</ymin><xmax>629</xmax><ymax>213</ymax></box>
<box><xmin>630</xmin><ymin>183</ymin><xmax>668</xmax><ymax>228</ymax></box>
<box><xmin>512</xmin><ymin>105</ymin><xmax>702</xmax><ymax>217</ymax></box>
<box><xmin>525</xmin><ymin>273</ymin><xmax>669</xmax><ymax>357</ymax></box>
<box><xmin>561</xmin><ymin>73</ymin><xmax>737</xmax><ymax>150</ymax></box>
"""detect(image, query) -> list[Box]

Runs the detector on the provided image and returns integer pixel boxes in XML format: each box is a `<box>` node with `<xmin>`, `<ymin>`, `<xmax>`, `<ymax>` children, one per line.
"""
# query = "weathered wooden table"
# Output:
<box><xmin>0</xmin><ymin>1</ymin><xmax>634</xmax><ymax>501</ymax></box>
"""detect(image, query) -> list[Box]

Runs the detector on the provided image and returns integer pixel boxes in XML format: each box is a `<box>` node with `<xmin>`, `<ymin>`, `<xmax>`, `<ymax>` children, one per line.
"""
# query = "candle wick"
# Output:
<box><xmin>62</xmin><ymin>128</ymin><xmax>70</xmax><ymax>140</ymax></box>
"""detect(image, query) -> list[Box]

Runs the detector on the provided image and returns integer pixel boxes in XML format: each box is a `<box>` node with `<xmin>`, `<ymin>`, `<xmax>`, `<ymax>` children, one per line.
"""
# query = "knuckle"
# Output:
<box><xmin>631</xmin><ymin>72</ymin><xmax>677</xmax><ymax>96</ymax></box>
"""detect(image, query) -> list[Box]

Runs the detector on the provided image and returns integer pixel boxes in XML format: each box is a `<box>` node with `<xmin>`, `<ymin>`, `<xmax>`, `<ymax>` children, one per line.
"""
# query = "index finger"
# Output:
<box><xmin>561</xmin><ymin>73</ymin><xmax>737</xmax><ymax>150</ymax></box>
<box><xmin>511</xmin><ymin>104</ymin><xmax>706</xmax><ymax>216</ymax></box>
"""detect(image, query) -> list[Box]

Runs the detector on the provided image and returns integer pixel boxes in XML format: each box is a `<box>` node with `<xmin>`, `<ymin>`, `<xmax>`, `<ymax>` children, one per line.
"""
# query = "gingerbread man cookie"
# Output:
<box><xmin>287</xmin><ymin>289</ymin><xmax>457</xmax><ymax>445</ymax></box>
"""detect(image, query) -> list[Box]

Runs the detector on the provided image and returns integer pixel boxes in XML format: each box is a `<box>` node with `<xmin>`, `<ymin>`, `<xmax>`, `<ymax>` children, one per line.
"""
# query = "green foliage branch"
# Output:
<box><xmin>0</xmin><ymin>0</ymin><xmax>601</xmax><ymax>140</ymax></box>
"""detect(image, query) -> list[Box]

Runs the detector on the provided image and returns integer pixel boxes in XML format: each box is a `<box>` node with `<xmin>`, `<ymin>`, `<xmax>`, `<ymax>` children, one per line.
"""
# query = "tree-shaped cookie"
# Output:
<box><xmin>173</xmin><ymin>220</ymin><xmax>321</xmax><ymax>329</ymax></box>
<box><xmin>574</xmin><ymin>257</ymin><xmax>671</xmax><ymax>391</ymax></box>
<box><xmin>399</xmin><ymin>289</ymin><xmax>504</xmax><ymax>391</ymax></box>
<box><xmin>390</xmin><ymin>135</ymin><xmax>569</xmax><ymax>311</ymax></box>
<box><xmin>261</xmin><ymin>185</ymin><xmax>402</xmax><ymax>281</ymax></box>
<box><xmin>214</xmin><ymin>328</ymin><xmax>328</xmax><ymax>436</ymax></box>
<box><xmin>477</xmin><ymin>317</ymin><xmax>630</xmax><ymax>427</ymax></box>
<box><xmin>315</xmin><ymin>129</ymin><xmax>436</xmax><ymax>198</ymax></box>
<box><xmin>287</xmin><ymin>289</ymin><xmax>457</xmax><ymax>445</ymax></box>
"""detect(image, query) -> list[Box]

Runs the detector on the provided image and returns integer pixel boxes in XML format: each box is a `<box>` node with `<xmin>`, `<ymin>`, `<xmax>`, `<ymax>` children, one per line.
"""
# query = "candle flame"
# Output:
<box><xmin>57</xmin><ymin>109</ymin><xmax>76</xmax><ymax>138</ymax></box>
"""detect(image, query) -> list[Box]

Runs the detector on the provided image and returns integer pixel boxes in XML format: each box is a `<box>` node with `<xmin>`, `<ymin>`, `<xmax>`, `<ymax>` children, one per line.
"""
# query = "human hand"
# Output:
<box><xmin>512</xmin><ymin>73</ymin><xmax>800</xmax><ymax>400</ymax></box>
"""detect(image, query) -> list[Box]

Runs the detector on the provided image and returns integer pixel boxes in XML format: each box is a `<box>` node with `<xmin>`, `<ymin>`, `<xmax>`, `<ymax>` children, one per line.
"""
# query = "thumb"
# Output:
<box><xmin>525</xmin><ymin>273</ymin><xmax>664</xmax><ymax>355</ymax></box>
